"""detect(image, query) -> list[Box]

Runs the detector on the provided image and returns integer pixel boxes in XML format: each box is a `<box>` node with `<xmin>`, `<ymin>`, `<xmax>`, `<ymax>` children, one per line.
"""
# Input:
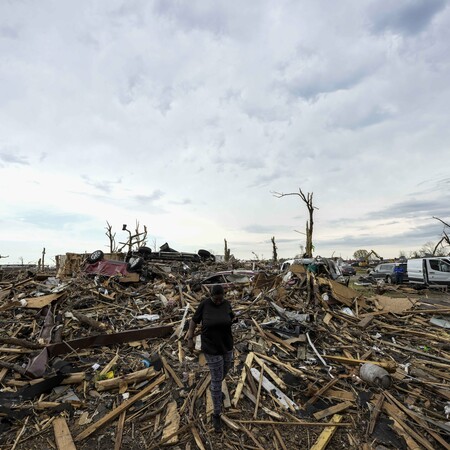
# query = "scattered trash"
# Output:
<box><xmin>430</xmin><ymin>316</ymin><xmax>450</xmax><ymax>329</ymax></box>
<box><xmin>359</xmin><ymin>363</ymin><xmax>392</xmax><ymax>388</ymax></box>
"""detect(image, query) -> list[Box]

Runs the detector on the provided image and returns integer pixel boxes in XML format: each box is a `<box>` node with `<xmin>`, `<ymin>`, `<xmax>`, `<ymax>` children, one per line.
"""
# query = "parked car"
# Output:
<box><xmin>369</xmin><ymin>263</ymin><xmax>408</xmax><ymax>284</ymax></box>
<box><xmin>341</xmin><ymin>264</ymin><xmax>356</xmax><ymax>276</ymax></box>
<box><xmin>408</xmin><ymin>257</ymin><xmax>450</xmax><ymax>286</ymax></box>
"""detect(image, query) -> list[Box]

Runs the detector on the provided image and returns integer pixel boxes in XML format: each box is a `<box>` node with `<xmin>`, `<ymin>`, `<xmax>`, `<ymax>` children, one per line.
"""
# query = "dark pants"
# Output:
<box><xmin>204</xmin><ymin>350</ymin><xmax>233</xmax><ymax>415</ymax></box>
<box><xmin>395</xmin><ymin>273</ymin><xmax>404</xmax><ymax>284</ymax></box>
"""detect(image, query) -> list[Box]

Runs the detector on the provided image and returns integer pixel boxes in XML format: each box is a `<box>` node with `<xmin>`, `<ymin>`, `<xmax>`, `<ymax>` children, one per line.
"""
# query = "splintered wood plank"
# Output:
<box><xmin>325</xmin><ymin>389</ymin><xmax>356</xmax><ymax>402</ymax></box>
<box><xmin>113</xmin><ymin>412</ymin><xmax>126</xmax><ymax>450</ymax></box>
<box><xmin>310</xmin><ymin>414</ymin><xmax>343</xmax><ymax>450</ymax></box>
<box><xmin>222</xmin><ymin>380</ymin><xmax>231</xmax><ymax>408</ymax></box>
<box><xmin>250</xmin><ymin>367</ymin><xmax>297</xmax><ymax>411</ymax></box>
<box><xmin>99</xmin><ymin>353</ymin><xmax>119</xmax><ymax>377</ymax></box>
<box><xmin>196</xmin><ymin>374</ymin><xmax>211</xmax><ymax>399</ymax></box>
<box><xmin>191</xmin><ymin>425</ymin><xmax>206</xmax><ymax>450</ymax></box>
<box><xmin>178</xmin><ymin>341</ymin><xmax>184</xmax><ymax>364</ymax></box>
<box><xmin>253</xmin><ymin>354</ymin><xmax>286</xmax><ymax>390</ymax></box>
<box><xmin>161</xmin><ymin>356</ymin><xmax>184</xmax><ymax>388</ymax></box>
<box><xmin>0</xmin><ymin>368</ymin><xmax>8</xmax><ymax>383</ymax></box>
<box><xmin>75</xmin><ymin>374</ymin><xmax>165</xmax><ymax>442</ymax></box>
<box><xmin>162</xmin><ymin>356</ymin><xmax>184</xmax><ymax>388</ymax></box>
<box><xmin>323</xmin><ymin>313</ymin><xmax>333</xmax><ymax>325</ymax></box>
<box><xmin>162</xmin><ymin>401</ymin><xmax>180</xmax><ymax>444</ymax></box>
<box><xmin>357</xmin><ymin>315</ymin><xmax>374</xmax><ymax>328</ymax></box>
<box><xmin>26</xmin><ymin>293</ymin><xmax>62</xmax><ymax>308</ymax></box>
<box><xmin>53</xmin><ymin>417</ymin><xmax>77</xmax><ymax>450</ymax></box>
<box><xmin>205</xmin><ymin>390</ymin><xmax>213</xmax><ymax>418</ymax></box>
<box><xmin>221</xmin><ymin>415</ymin><xmax>241</xmax><ymax>431</ymax></box>
<box><xmin>232</xmin><ymin>352</ymin><xmax>254</xmax><ymax>407</ymax></box>
<box><xmin>313</xmin><ymin>401</ymin><xmax>352</xmax><ymax>420</ymax></box>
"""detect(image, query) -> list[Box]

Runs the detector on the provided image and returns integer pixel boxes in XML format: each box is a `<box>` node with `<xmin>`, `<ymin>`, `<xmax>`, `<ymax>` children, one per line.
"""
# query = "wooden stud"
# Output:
<box><xmin>309</xmin><ymin>414</ymin><xmax>343</xmax><ymax>450</ymax></box>
<box><xmin>53</xmin><ymin>417</ymin><xmax>77</xmax><ymax>450</ymax></box>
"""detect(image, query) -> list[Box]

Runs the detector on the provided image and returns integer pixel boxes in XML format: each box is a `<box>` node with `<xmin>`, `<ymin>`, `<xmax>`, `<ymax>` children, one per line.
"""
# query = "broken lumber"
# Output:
<box><xmin>95</xmin><ymin>367</ymin><xmax>156</xmax><ymax>391</ymax></box>
<box><xmin>53</xmin><ymin>417</ymin><xmax>77</xmax><ymax>450</ymax></box>
<box><xmin>161</xmin><ymin>401</ymin><xmax>180</xmax><ymax>444</ymax></box>
<box><xmin>313</xmin><ymin>401</ymin><xmax>352</xmax><ymax>420</ymax></box>
<box><xmin>309</xmin><ymin>414</ymin><xmax>343</xmax><ymax>450</ymax></box>
<box><xmin>75</xmin><ymin>373</ymin><xmax>166</xmax><ymax>442</ymax></box>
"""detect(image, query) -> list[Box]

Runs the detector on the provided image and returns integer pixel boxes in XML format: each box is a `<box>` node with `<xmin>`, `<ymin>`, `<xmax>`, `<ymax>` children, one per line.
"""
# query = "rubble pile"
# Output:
<box><xmin>0</xmin><ymin>258</ymin><xmax>449</xmax><ymax>450</ymax></box>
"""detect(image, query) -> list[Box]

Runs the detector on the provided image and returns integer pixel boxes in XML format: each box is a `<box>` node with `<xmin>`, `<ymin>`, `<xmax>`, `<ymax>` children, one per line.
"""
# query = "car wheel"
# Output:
<box><xmin>127</xmin><ymin>257</ymin><xmax>144</xmax><ymax>272</ymax></box>
<box><xmin>87</xmin><ymin>250</ymin><xmax>104</xmax><ymax>264</ymax></box>
<box><xmin>198</xmin><ymin>249</ymin><xmax>215</xmax><ymax>262</ymax></box>
<box><xmin>137</xmin><ymin>246</ymin><xmax>153</xmax><ymax>259</ymax></box>
<box><xmin>386</xmin><ymin>275</ymin><xmax>392</xmax><ymax>284</ymax></box>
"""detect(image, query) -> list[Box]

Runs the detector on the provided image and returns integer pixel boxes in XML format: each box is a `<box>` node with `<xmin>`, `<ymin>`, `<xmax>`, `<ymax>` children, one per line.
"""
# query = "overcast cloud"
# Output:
<box><xmin>1</xmin><ymin>0</ymin><xmax>449</xmax><ymax>263</ymax></box>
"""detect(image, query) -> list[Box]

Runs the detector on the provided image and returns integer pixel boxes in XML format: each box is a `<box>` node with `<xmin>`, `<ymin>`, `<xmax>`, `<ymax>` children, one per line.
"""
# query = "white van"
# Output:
<box><xmin>407</xmin><ymin>257</ymin><xmax>450</xmax><ymax>286</ymax></box>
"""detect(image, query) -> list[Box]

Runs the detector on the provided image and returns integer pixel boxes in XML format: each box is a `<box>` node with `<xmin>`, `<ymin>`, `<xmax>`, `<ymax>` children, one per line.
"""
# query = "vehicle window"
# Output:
<box><xmin>203</xmin><ymin>275</ymin><xmax>225</xmax><ymax>284</ymax></box>
<box><xmin>225</xmin><ymin>274</ymin><xmax>250</xmax><ymax>283</ymax></box>
<box><xmin>438</xmin><ymin>260</ymin><xmax>450</xmax><ymax>272</ymax></box>
<box><xmin>429</xmin><ymin>260</ymin><xmax>440</xmax><ymax>271</ymax></box>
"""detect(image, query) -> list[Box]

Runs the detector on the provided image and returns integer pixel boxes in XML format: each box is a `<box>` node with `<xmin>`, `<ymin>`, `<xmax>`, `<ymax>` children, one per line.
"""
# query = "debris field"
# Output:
<box><xmin>0</xmin><ymin>255</ymin><xmax>449</xmax><ymax>450</ymax></box>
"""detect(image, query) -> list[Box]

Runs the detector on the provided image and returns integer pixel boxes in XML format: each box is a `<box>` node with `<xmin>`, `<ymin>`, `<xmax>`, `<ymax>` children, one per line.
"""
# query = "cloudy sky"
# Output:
<box><xmin>1</xmin><ymin>0</ymin><xmax>449</xmax><ymax>264</ymax></box>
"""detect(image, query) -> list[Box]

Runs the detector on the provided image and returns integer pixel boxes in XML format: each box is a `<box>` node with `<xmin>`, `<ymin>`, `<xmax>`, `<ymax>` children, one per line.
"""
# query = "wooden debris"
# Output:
<box><xmin>161</xmin><ymin>401</ymin><xmax>180</xmax><ymax>444</ymax></box>
<box><xmin>53</xmin><ymin>417</ymin><xmax>77</xmax><ymax>450</ymax></box>
<box><xmin>1</xmin><ymin>256</ymin><xmax>450</xmax><ymax>450</ymax></box>
<box><xmin>232</xmin><ymin>351</ymin><xmax>254</xmax><ymax>407</ymax></box>
<box><xmin>309</xmin><ymin>414</ymin><xmax>343</xmax><ymax>450</ymax></box>
<box><xmin>75</xmin><ymin>374</ymin><xmax>166</xmax><ymax>442</ymax></box>
<box><xmin>313</xmin><ymin>400</ymin><xmax>353</xmax><ymax>420</ymax></box>
<box><xmin>95</xmin><ymin>368</ymin><xmax>156</xmax><ymax>391</ymax></box>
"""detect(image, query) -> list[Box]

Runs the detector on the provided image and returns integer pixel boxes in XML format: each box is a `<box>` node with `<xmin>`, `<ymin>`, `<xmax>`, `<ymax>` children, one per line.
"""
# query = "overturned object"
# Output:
<box><xmin>359</xmin><ymin>363</ymin><xmax>392</xmax><ymax>388</ymax></box>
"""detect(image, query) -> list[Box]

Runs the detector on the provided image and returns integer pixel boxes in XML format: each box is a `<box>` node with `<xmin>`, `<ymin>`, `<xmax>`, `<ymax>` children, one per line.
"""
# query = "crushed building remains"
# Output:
<box><xmin>0</xmin><ymin>251</ymin><xmax>449</xmax><ymax>449</ymax></box>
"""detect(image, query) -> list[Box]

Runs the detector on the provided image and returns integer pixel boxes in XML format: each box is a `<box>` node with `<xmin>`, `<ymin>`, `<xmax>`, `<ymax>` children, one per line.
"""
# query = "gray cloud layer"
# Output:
<box><xmin>0</xmin><ymin>1</ymin><xmax>449</xmax><ymax>261</ymax></box>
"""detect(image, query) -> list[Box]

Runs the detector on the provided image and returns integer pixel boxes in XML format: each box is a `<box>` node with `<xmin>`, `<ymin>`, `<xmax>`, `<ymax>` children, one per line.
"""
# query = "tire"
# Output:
<box><xmin>87</xmin><ymin>250</ymin><xmax>104</xmax><ymax>264</ymax></box>
<box><xmin>137</xmin><ymin>246</ymin><xmax>153</xmax><ymax>259</ymax></box>
<box><xmin>127</xmin><ymin>257</ymin><xmax>144</xmax><ymax>272</ymax></box>
<box><xmin>198</xmin><ymin>249</ymin><xmax>214</xmax><ymax>261</ymax></box>
<box><xmin>386</xmin><ymin>275</ymin><xmax>392</xmax><ymax>284</ymax></box>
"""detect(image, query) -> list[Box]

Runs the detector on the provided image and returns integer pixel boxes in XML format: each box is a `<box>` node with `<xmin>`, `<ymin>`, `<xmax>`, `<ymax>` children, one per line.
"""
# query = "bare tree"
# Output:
<box><xmin>271</xmin><ymin>236</ymin><xmax>278</xmax><ymax>262</ymax></box>
<box><xmin>135</xmin><ymin>221</ymin><xmax>148</xmax><ymax>247</ymax></box>
<box><xmin>353</xmin><ymin>249</ymin><xmax>369</xmax><ymax>260</ymax></box>
<box><xmin>273</xmin><ymin>188</ymin><xmax>318</xmax><ymax>257</ymax></box>
<box><xmin>419</xmin><ymin>241</ymin><xmax>447</xmax><ymax>257</ymax></box>
<box><xmin>433</xmin><ymin>216</ymin><xmax>450</xmax><ymax>255</ymax></box>
<box><xmin>224</xmin><ymin>239</ymin><xmax>231</xmax><ymax>262</ymax></box>
<box><xmin>41</xmin><ymin>248</ymin><xmax>46</xmax><ymax>271</ymax></box>
<box><xmin>105</xmin><ymin>221</ymin><xmax>117</xmax><ymax>253</ymax></box>
<box><xmin>118</xmin><ymin>222</ymin><xmax>148</xmax><ymax>252</ymax></box>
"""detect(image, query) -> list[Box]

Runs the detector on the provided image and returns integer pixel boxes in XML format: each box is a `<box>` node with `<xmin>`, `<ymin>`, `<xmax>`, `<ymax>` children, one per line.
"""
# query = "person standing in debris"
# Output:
<box><xmin>187</xmin><ymin>284</ymin><xmax>235</xmax><ymax>432</ymax></box>
<box><xmin>394</xmin><ymin>264</ymin><xmax>404</xmax><ymax>284</ymax></box>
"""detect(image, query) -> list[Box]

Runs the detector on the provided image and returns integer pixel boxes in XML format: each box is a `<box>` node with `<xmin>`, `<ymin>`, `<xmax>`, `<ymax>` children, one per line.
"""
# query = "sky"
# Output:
<box><xmin>1</xmin><ymin>0</ymin><xmax>450</xmax><ymax>264</ymax></box>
